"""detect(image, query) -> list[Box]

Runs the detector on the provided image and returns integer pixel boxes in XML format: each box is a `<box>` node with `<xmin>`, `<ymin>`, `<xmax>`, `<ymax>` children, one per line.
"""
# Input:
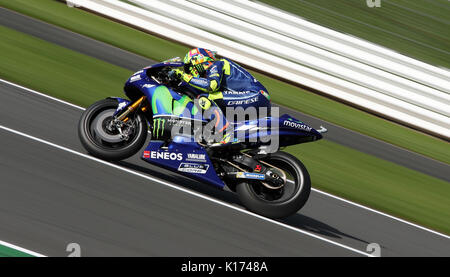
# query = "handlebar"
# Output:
<box><xmin>154</xmin><ymin>67</ymin><xmax>197</xmax><ymax>100</ymax></box>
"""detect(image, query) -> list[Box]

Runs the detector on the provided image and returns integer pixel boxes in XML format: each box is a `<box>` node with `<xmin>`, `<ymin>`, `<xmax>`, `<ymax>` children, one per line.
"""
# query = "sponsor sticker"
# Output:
<box><xmin>167</xmin><ymin>118</ymin><xmax>192</xmax><ymax>127</ymax></box>
<box><xmin>142</xmin><ymin>84</ymin><xmax>155</xmax><ymax>89</ymax></box>
<box><xmin>223</xmin><ymin>90</ymin><xmax>251</xmax><ymax>95</ymax></box>
<box><xmin>210</xmin><ymin>65</ymin><xmax>218</xmax><ymax>74</ymax></box>
<box><xmin>191</xmin><ymin>78</ymin><xmax>209</xmax><ymax>87</ymax></box>
<box><xmin>227</xmin><ymin>97</ymin><xmax>258</xmax><ymax>106</ymax></box>
<box><xmin>145</xmin><ymin>151</ymin><xmax>183</xmax><ymax>161</ymax></box>
<box><xmin>178</xmin><ymin>163</ymin><xmax>209</xmax><ymax>174</ymax></box>
<box><xmin>117</xmin><ymin>101</ymin><xmax>127</xmax><ymax>110</ymax></box>
<box><xmin>236</xmin><ymin>172</ymin><xmax>265</xmax><ymax>180</ymax></box>
<box><xmin>186</xmin><ymin>153</ymin><xmax>207</xmax><ymax>162</ymax></box>
<box><xmin>283</xmin><ymin>120</ymin><xmax>312</xmax><ymax>132</ymax></box>
<box><xmin>130</xmin><ymin>75</ymin><xmax>141</xmax><ymax>82</ymax></box>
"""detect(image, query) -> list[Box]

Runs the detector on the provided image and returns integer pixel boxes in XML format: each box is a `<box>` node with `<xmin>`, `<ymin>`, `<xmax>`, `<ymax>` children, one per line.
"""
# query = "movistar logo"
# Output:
<box><xmin>283</xmin><ymin>120</ymin><xmax>312</xmax><ymax>132</ymax></box>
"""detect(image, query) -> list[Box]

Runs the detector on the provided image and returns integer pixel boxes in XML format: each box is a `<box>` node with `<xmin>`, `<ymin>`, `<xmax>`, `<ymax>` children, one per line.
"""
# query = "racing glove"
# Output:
<box><xmin>172</xmin><ymin>68</ymin><xmax>193</xmax><ymax>83</ymax></box>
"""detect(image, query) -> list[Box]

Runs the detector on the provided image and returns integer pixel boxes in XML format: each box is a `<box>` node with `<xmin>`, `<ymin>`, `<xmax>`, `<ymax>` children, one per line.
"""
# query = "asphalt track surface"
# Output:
<box><xmin>0</xmin><ymin>8</ymin><xmax>449</xmax><ymax>256</ymax></box>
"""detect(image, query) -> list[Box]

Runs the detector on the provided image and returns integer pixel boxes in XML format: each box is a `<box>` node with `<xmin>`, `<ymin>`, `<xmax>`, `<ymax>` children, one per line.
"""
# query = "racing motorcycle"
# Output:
<box><xmin>78</xmin><ymin>58</ymin><xmax>326</xmax><ymax>218</ymax></box>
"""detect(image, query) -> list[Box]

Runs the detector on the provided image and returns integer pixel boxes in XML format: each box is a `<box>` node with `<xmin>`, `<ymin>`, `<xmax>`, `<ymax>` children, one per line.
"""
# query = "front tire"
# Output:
<box><xmin>78</xmin><ymin>98</ymin><xmax>148</xmax><ymax>161</ymax></box>
<box><xmin>236</xmin><ymin>151</ymin><xmax>311</xmax><ymax>219</ymax></box>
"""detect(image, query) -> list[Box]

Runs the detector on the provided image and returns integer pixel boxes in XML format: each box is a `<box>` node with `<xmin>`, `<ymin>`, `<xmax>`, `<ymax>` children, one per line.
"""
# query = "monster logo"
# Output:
<box><xmin>198</xmin><ymin>97</ymin><xmax>211</xmax><ymax>110</ymax></box>
<box><xmin>152</xmin><ymin>118</ymin><xmax>166</xmax><ymax>139</ymax></box>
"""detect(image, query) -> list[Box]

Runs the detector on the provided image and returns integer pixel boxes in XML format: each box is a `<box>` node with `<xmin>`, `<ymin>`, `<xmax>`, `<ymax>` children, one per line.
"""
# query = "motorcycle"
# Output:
<box><xmin>78</xmin><ymin>58</ymin><xmax>325</xmax><ymax>218</ymax></box>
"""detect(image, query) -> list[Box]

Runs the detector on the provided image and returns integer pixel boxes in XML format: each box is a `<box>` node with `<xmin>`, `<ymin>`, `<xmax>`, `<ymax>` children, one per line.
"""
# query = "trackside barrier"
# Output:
<box><xmin>68</xmin><ymin>0</ymin><xmax>450</xmax><ymax>139</ymax></box>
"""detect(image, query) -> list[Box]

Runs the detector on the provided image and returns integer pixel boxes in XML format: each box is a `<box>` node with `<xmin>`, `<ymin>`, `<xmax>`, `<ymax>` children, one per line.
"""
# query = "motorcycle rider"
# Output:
<box><xmin>171</xmin><ymin>48</ymin><xmax>271</xmax><ymax>147</ymax></box>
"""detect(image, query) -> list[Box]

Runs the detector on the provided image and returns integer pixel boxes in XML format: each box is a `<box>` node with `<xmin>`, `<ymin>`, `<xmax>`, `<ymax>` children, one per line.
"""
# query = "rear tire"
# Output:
<box><xmin>236</xmin><ymin>151</ymin><xmax>311</xmax><ymax>219</ymax></box>
<box><xmin>78</xmin><ymin>98</ymin><xmax>147</xmax><ymax>161</ymax></box>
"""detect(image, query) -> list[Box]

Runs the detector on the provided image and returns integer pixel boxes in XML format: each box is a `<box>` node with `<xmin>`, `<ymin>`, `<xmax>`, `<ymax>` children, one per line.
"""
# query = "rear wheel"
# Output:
<box><xmin>236</xmin><ymin>151</ymin><xmax>311</xmax><ymax>218</ymax></box>
<box><xmin>78</xmin><ymin>98</ymin><xmax>148</xmax><ymax>161</ymax></box>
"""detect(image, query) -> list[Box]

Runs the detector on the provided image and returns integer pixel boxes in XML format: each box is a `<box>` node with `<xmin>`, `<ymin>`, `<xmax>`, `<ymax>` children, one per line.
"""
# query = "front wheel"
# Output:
<box><xmin>236</xmin><ymin>151</ymin><xmax>311</xmax><ymax>219</ymax></box>
<box><xmin>78</xmin><ymin>98</ymin><xmax>148</xmax><ymax>161</ymax></box>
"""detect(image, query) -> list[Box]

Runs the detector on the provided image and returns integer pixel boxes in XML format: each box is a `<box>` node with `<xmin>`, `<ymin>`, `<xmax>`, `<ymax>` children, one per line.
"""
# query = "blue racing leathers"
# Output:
<box><xmin>185</xmin><ymin>58</ymin><xmax>270</xmax><ymax>109</ymax></box>
<box><xmin>182</xmin><ymin>58</ymin><xmax>271</xmax><ymax>142</ymax></box>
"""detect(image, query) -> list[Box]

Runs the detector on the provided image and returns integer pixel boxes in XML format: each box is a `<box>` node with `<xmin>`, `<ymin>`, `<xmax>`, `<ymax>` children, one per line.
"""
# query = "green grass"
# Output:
<box><xmin>259</xmin><ymin>0</ymin><xmax>450</xmax><ymax>69</ymax></box>
<box><xmin>0</xmin><ymin>25</ymin><xmax>449</xmax><ymax>234</ymax></box>
<box><xmin>0</xmin><ymin>26</ymin><xmax>129</xmax><ymax>107</ymax></box>
<box><xmin>1</xmin><ymin>0</ymin><xmax>449</xmax><ymax>165</ymax></box>
<box><xmin>0</xmin><ymin>0</ymin><xmax>187</xmax><ymax>62</ymax></box>
<box><xmin>0</xmin><ymin>244</ymin><xmax>35</xmax><ymax>257</ymax></box>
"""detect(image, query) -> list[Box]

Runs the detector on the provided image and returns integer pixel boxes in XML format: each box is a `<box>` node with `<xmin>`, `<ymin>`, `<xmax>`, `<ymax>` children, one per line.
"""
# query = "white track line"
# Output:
<box><xmin>0</xmin><ymin>79</ymin><xmax>85</xmax><ymax>111</ymax></box>
<box><xmin>0</xmin><ymin>240</ymin><xmax>46</xmax><ymax>257</ymax></box>
<box><xmin>0</xmin><ymin>124</ymin><xmax>372</xmax><ymax>257</ymax></box>
<box><xmin>314</xmin><ymin>189</ymin><xmax>449</xmax><ymax>239</ymax></box>
<box><xmin>1</xmin><ymin>78</ymin><xmax>449</xmax><ymax>241</ymax></box>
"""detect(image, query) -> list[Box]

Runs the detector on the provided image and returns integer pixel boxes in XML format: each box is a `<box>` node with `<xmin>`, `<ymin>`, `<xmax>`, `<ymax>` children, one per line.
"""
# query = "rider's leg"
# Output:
<box><xmin>195</xmin><ymin>94</ymin><xmax>232</xmax><ymax>145</ymax></box>
<box><xmin>207</xmin><ymin>89</ymin><xmax>270</xmax><ymax>148</ymax></box>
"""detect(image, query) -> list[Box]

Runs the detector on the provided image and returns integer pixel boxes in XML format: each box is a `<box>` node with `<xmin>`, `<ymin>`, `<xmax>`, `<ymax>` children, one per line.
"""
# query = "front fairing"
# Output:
<box><xmin>233</xmin><ymin>114</ymin><xmax>322</xmax><ymax>147</ymax></box>
<box><xmin>124</xmin><ymin>60</ymin><xmax>184</xmax><ymax>91</ymax></box>
<box><xmin>277</xmin><ymin>115</ymin><xmax>322</xmax><ymax>145</ymax></box>
<box><xmin>123</xmin><ymin>60</ymin><xmax>185</xmax><ymax>108</ymax></box>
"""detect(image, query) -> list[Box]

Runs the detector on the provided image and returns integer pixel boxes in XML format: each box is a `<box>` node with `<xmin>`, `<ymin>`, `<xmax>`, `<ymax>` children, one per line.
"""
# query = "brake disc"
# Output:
<box><xmin>91</xmin><ymin>110</ymin><xmax>124</xmax><ymax>143</ymax></box>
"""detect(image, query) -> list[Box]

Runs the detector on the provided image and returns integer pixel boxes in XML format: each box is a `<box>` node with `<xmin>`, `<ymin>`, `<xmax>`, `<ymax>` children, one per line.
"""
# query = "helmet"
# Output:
<box><xmin>183</xmin><ymin>48</ymin><xmax>216</xmax><ymax>77</ymax></box>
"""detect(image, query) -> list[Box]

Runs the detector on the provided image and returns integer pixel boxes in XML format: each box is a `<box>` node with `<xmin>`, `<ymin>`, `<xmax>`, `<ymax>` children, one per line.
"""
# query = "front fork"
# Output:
<box><xmin>116</xmin><ymin>96</ymin><xmax>147</xmax><ymax>122</ymax></box>
<box><xmin>108</xmin><ymin>96</ymin><xmax>148</xmax><ymax>140</ymax></box>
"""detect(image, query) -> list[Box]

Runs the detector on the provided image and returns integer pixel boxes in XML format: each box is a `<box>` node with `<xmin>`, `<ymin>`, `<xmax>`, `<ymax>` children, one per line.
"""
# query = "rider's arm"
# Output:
<box><xmin>185</xmin><ymin>62</ymin><xmax>223</xmax><ymax>93</ymax></box>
